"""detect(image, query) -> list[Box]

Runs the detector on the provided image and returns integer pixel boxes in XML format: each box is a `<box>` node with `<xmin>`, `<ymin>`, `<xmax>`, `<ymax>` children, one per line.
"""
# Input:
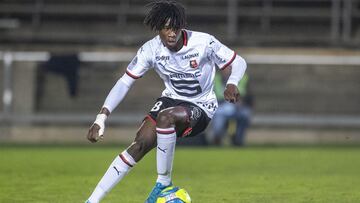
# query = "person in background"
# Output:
<box><xmin>211</xmin><ymin>68</ymin><xmax>254</xmax><ymax>146</ymax></box>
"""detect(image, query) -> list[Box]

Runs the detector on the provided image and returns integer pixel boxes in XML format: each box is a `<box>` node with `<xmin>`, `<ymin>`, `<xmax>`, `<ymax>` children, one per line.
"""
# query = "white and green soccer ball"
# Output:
<box><xmin>156</xmin><ymin>186</ymin><xmax>191</xmax><ymax>203</ymax></box>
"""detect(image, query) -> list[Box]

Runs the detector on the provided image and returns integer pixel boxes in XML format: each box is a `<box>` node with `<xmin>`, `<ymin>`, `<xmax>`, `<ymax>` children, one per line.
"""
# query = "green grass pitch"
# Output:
<box><xmin>0</xmin><ymin>145</ymin><xmax>359</xmax><ymax>203</ymax></box>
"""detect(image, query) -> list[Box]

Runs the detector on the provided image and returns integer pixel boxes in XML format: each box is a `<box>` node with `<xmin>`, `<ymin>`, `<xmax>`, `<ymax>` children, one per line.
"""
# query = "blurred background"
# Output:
<box><xmin>1</xmin><ymin>0</ymin><xmax>360</xmax><ymax>146</ymax></box>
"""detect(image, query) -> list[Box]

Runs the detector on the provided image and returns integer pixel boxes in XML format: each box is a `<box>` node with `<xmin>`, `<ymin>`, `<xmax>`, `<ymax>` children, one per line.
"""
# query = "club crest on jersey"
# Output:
<box><xmin>190</xmin><ymin>60</ymin><xmax>198</xmax><ymax>69</ymax></box>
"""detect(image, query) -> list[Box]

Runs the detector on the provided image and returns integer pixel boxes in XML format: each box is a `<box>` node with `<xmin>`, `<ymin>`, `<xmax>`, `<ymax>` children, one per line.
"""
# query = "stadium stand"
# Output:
<box><xmin>0</xmin><ymin>0</ymin><xmax>360</xmax><ymax>47</ymax></box>
<box><xmin>1</xmin><ymin>0</ymin><xmax>360</xmax><ymax>131</ymax></box>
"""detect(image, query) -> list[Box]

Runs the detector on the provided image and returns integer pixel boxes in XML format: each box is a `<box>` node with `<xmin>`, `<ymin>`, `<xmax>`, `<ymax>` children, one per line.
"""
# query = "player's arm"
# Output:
<box><xmin>87</xmin><ymin>73</ymin><xmax>136</xmax><ymax>143</ymax></box>
<box><xmin>223</xmin><ymin>55</ymin><xmax>247</xmax><ymax>103</ymax></box>
<box><xmin>208</xmin><ymin>35</ymin><xmax>247</xmax><ymax>103</ymax></box>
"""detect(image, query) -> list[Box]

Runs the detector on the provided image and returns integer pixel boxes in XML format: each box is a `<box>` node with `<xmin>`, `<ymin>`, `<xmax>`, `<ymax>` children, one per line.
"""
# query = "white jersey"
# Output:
<box><xmin>126</xmin><ymin>30</ymin><xmax>236</xmax><ymax>118</ymax></box>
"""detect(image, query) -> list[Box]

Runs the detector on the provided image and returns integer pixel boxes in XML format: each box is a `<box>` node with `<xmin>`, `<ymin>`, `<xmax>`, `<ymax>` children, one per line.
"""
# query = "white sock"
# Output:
<box><xmin>156</xmin><ymin>127</ymin><xmax>177</xmax><ymax>186</ymax></box>
<box><xmin>87</xmin><ymin>151</ymin><xmax>136</xmax><ymax>203</ymax></box>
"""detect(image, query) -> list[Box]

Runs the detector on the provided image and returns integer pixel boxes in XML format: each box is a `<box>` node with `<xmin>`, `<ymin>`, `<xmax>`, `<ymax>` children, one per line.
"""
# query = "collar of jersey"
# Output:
<box><xmin>182</xmin><ymin>30</ymin><xmax>188</xmax><ymax>46</ymax></box>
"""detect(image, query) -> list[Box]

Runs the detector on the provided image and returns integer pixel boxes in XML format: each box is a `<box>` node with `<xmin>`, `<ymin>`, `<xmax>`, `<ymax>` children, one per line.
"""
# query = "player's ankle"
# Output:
<box><xmin>156</xmin><ymin>175</ymin><xmax>172</xmax><ymax>186</ymax></box>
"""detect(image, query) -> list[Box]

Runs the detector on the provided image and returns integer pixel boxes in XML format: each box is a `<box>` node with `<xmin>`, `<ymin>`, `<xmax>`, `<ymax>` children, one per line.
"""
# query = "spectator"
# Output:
<box><xmin>211</xmin><ymin>68</ymin><xmax>254</xmax><ymax>146</ymax></box>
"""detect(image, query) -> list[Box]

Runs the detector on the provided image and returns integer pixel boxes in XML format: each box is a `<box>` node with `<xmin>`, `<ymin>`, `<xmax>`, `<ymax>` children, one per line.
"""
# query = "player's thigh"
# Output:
<box><xmin>177</xmin><ymin>102</ymin><xmax>211</xmax><ymax>137</ymax></box>
<box><xmin>148</xmin><ymin>97</ymin><xmax>174</xmax><ymax>119</ymax></box>
<box><xmin>147</xmin><ymin>97</ymin><xmax>210</xmax><ymax>137</ymax></box>
<box><xmin>157</xmin><ymin>106</ymin><xmax>191</xmax><ymax>129</ymax></box>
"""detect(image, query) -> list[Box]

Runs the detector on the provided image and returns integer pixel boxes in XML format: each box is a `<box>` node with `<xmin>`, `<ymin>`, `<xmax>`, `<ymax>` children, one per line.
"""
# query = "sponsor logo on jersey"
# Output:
<box><xmin>169</xmin><ymin>71</ymin><xmax>201</xmax><ymax>79</ymax></box>
<box><xmin>197</xmin><ymin>102</ymin><xmax>218</xmax><ymax>112</ymax></box>
<box><xmin>215</xmin><ymin>54</ymin><xmax>226</xmax><ymax>63</ymax></box>
<box><xmin>190</xmin><ymin>60</ymin><xmax>198</xmax><ymax>69</ymax></box>
<box><xmin>181</xmin><ymin>53</ymin><xmax>199</xmax><ymax>60</ymax></box>
<box><xmin>156</xmin><ymin>56</ymin><xmax>170</xmax><ymax>61</ymax></box>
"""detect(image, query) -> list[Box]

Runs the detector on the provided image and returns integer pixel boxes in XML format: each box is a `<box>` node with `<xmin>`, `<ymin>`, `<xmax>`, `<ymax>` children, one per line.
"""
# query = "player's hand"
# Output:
<box><xmin>224</xmin><ymin>84</ymin><xmax>240</xmax><ymax>103</ymax></box>
<box><xmin>87</xmin><ymin>114</ymin><xmax>107</xmax><ymax>143</ymax></box>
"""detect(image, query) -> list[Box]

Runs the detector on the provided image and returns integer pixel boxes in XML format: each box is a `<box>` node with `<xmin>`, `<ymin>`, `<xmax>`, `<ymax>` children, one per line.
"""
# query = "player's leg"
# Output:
<box><xmin>156</xmin><ymin>106</ymin><xmax>189</xmax><ymax>185</ymax></box>
<box><xmin>86</xmin><ymin>118</ymin><xmax>156</xmax><ymax>203</ymax></box>
<box><xmin>127</xmin><ymin>117</ymin><xmax>157</xmax><ymax>161</ymax></box>
<box><xmin>145</xmin><ymin>106</ymin><xmax>190</xmax><ymax>203</ymax></box>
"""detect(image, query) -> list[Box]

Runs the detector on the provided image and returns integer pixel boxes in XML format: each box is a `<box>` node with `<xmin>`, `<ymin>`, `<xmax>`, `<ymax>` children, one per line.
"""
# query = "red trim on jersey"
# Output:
<box><xmin>119</xmin><ymin>154</ymin><xmax>133</xmax><ymax>167</ymax></box>
<box><xmin>220</xmin><ymin>51</ymin><xmax>236</xmax><ymax>70</ymax></box>
<box><xmin>181</xmin><ymin>127</ymin><xmax>193</xmax><ymax>137</ymax></box>
<box><xmin>126</xmin><ymin>70</ymin><xmax>141</xmax><ymax>79</ymax></box>
<box><xmin>182</xmin><ymin>30</ymin><xmax>188</xmax><ymax>46</ymax></box>
<box><xmin>156</xmin><ymin>128</ymin><xmax>176</xmax><ymax>134</ymax></box>
<box><xmin>145</xmin><ymin>115</ymin><xmax>157</xmax><ymax>125</ymax></box>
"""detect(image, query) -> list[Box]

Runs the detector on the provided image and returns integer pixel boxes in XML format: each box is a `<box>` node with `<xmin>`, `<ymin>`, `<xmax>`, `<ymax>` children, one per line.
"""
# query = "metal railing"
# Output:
<box><xmin>1</xmin><ymin>51</ymin><xmax>360</xmax><ymax>127</ymax></box>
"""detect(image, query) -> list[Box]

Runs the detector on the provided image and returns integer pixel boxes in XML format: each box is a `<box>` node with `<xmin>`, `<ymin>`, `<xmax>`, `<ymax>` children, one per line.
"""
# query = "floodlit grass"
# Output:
<box><xmin>0</xmin><ymin>145</ymin><xmax>359</xmax><ymax>203</ymax></box>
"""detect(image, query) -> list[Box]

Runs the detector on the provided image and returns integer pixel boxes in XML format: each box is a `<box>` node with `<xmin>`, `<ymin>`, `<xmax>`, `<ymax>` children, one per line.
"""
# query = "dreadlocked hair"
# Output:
<box><xmin>144</xmin><ymin>0</ymin><xmax>186</xmax><ymax>31</ymax></box>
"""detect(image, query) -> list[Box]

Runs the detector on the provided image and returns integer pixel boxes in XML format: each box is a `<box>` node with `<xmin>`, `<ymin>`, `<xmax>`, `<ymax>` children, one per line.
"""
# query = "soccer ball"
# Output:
<box><xmin>156</xmin><ymin>186</ymin><xmax>191</xmax><ymax>203</ymax></box>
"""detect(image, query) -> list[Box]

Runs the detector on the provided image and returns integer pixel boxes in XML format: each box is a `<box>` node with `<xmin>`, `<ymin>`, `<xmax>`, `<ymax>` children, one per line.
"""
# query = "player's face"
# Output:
<box><xmin>159</xmin><ymin>20</ymin><xmax>182</xmax><ymax>51</ymax></box>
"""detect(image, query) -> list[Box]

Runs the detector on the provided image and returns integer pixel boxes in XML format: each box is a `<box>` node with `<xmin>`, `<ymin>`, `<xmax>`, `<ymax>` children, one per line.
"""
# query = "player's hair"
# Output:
<box><xmin>144</xmin><ymin>0</ymin><xmax>186</xmax><ymax>31</ymax></box>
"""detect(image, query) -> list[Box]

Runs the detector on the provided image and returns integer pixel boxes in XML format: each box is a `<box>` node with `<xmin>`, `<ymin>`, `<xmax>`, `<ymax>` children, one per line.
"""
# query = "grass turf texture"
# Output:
<box><xmin>0</xmin><ymin>145</ymin><xmax>359</xmax><ymax>203</ymax></box>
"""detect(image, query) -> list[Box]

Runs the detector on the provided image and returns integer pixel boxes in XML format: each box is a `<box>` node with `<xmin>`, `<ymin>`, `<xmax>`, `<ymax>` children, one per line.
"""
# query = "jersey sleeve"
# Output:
<box><xmin>126</xmin><ymin>41</ymin><xmax>154</xmax><ymax>79</ymax></box>
<box><xmin>208</xmin><ymin>35</ymin><xmax>236</xmax><ymax>70</ymax></box>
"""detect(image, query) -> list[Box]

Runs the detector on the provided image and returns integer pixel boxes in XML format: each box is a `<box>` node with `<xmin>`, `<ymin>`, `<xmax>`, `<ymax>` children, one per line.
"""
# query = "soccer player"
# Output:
<box><xmin>85</xmin><ymin>1</ymin><xmax>247</xmax><ymax>203</ymax></box>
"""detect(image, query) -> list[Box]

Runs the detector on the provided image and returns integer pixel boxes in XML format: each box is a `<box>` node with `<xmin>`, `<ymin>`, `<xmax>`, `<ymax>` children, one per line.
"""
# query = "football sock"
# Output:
<box><xmin>87</xmin><ymin>150</ymin><xmax>136</xmax><ymax>203</ymax></box>
<box><xmin>156</xmin><ymin>127</ymin><xmax>177</xmax><ymax>186</ymax></box>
